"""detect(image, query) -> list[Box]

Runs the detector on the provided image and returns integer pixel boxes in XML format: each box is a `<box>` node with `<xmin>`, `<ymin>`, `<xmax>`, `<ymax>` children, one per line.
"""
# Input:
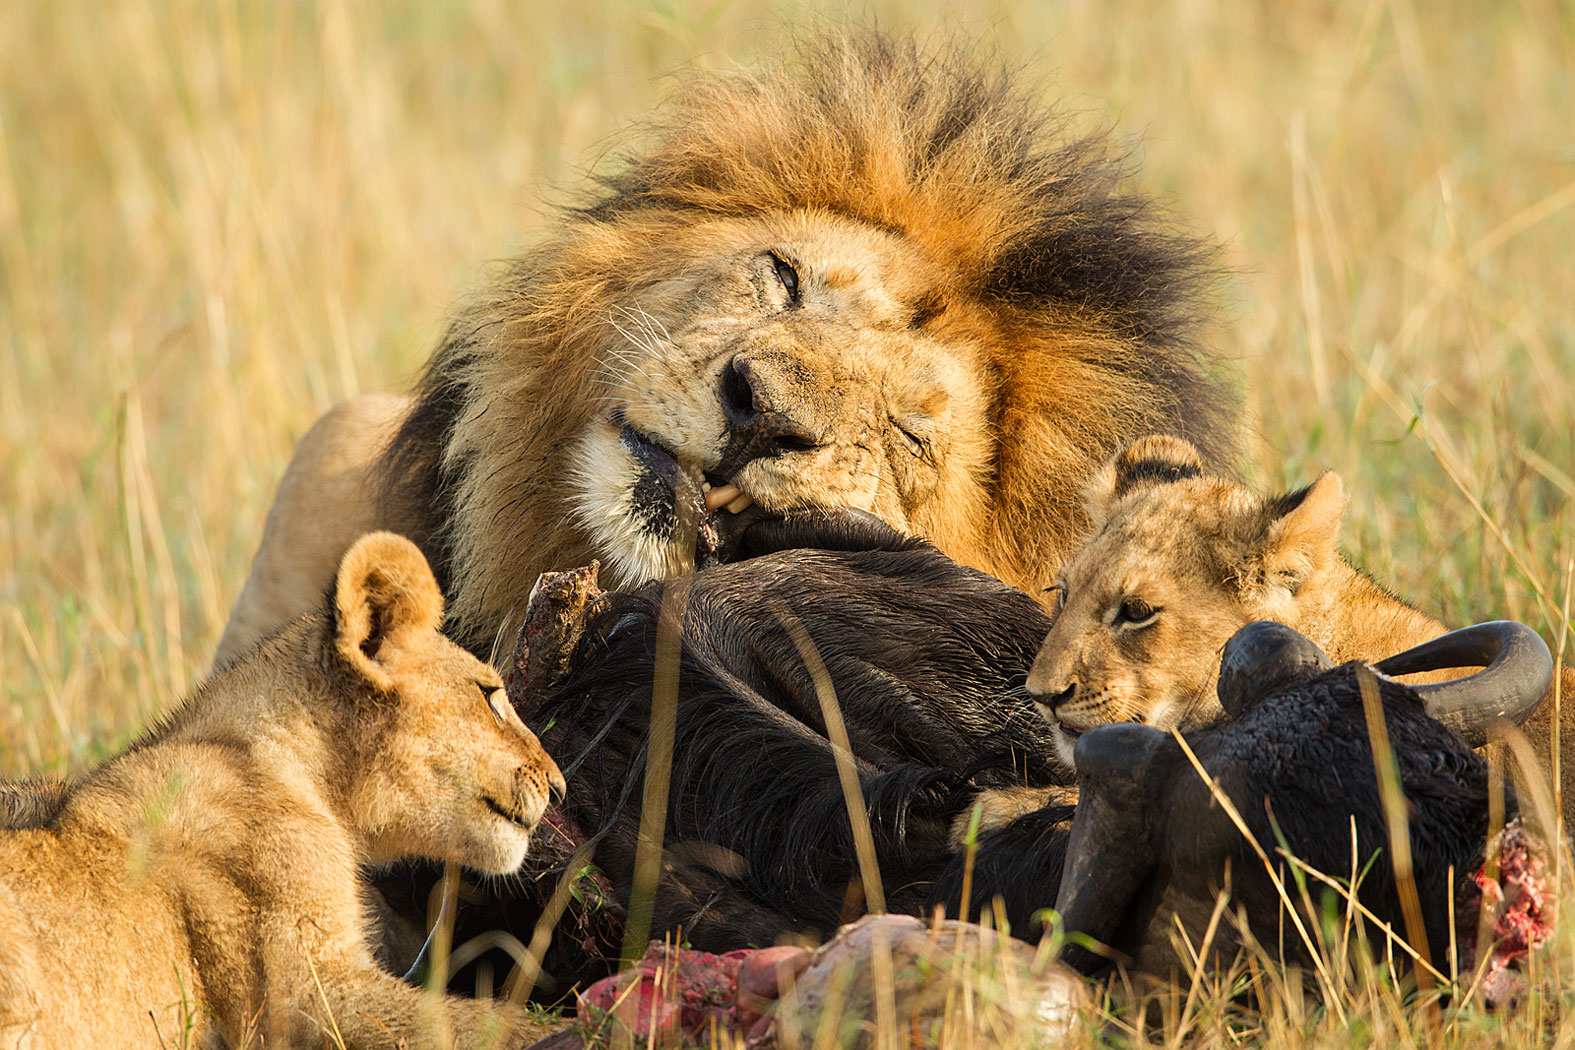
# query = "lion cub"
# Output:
<box><xmin>0</xmin><ymin>532</ymin><xmax>563</xmax><ymax>1050</ymax></box>
<box><xmin>1024</xmin><ymin>434</ymin><xmax>1572</xmax><ymax>820</ymax></box>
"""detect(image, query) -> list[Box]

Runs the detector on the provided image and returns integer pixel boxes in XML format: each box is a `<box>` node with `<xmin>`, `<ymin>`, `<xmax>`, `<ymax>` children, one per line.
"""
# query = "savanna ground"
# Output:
<box><xmin>1</xmin><ymin>1</ymin><xmax>1572</xmax><ymax>1047</ymax></box>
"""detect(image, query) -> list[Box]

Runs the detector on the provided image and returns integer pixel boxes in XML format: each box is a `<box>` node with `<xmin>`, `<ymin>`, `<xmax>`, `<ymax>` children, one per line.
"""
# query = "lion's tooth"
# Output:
<box><xmin>725</xmin><ymin>493</ymin><xmax>755</xmax><ymax>514</ymax></box>
<box><xmin>705</xmin><ymin>484</ymin><xmax>742</xmax><ymax>512</ymax></box>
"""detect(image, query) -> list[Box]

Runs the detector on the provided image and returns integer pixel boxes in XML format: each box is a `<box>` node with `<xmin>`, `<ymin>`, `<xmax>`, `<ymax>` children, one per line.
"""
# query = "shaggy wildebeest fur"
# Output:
<box><xmin>1054</xmin><ymin>620</ymin><xmax>1552</xmax><ymax>979</ymax></box>
<box><xmin>517</xmin><ymin>516</ymin><xmax>1066</xmax><ymax>958</ymax></box>
<box><xmin>928</xmin><ymin>799</ymin><xmax>1077</xmax><ymax>934</ymax></box>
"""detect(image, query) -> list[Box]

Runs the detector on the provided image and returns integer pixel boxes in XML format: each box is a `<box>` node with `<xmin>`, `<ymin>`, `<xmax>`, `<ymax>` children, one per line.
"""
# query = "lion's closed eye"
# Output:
<box><xmin>891</xmin><ymin>418</ymin><xmax>933</xmax><ymax>463</ymax></box>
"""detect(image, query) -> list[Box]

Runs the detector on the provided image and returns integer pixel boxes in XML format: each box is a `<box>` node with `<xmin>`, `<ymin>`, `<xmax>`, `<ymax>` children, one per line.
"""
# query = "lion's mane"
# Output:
<box><xmin>384</xmin><ymin>30</ymin><xmax>1235</xmax><ymax>651</ymax></box>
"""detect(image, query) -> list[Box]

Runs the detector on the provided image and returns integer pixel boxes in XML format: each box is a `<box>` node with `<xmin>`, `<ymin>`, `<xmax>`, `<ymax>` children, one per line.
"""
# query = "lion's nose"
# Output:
<box><xmin>719</xmin><ymin>354</ymin><xmax>823</xmax><ymax>462</ymax></box>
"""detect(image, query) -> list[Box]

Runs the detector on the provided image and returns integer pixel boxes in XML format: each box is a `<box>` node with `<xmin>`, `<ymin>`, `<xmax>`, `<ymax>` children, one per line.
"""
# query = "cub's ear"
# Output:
<box><xmin>1258</xmin><ymin>471</ymin><xmax>1346</xmax><ymax>594</ymax></box>
<box><xmin>332</xmin><ymin>532</ymin><xmax>445</xmax><ymax>692</ymax></box>
<box><xmin>1084</xmin><ymin>434</ymin><xmax>1205</xmax><ymax>528</ymax></box>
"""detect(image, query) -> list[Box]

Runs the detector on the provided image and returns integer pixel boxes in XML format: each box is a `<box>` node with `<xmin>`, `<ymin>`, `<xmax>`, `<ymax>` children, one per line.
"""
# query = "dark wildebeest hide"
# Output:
<box><xmin>1054</xmin><ymin>619</ymin><xmax>1553</xmax><ymax>979</ymax></box>
<box><xmin>368</xmin><ymin>515</ymin><xmax>1073</xmax><ymax>994</ymax></box>
<box><xmin>514</xmin><ymin>516</ymin><xmax>1068</xmax><ymax>965</ymax></box>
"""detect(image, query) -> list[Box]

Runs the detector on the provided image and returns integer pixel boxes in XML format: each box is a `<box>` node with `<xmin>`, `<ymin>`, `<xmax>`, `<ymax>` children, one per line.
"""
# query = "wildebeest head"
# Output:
<box><xmin>1054</xmin><ymin>619</ymin><xmax>1551</xmax><ymax>977</ymax></box>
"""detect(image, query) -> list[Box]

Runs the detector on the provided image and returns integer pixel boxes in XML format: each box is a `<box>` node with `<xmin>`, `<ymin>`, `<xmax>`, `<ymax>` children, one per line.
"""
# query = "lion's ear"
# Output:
<box><xmin>332</xmin><ymin>532</ymin><xmax>445</xmax><ymax>692</ymax></box>
<box><xmin>1084</xmin><ymin>434</ymin><xmax>1205</xmax><ymax>527</ymax></box>
<box><xmin>1258</xmin><ymin>471</ymin><xmax>1346</xmax><ymax>594</ymax></box>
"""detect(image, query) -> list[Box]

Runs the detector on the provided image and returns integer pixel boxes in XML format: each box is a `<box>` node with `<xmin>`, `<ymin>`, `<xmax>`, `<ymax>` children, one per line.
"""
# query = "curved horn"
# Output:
<box><xmin>1374</xmin><ymin>621</ymin><xmax>1553</xmax><ymax>747</ymax></box>
<box><xmin>1216</xmin><ymin>621</ymin><xmax>1333</xmax><ymax>719</ymax></box>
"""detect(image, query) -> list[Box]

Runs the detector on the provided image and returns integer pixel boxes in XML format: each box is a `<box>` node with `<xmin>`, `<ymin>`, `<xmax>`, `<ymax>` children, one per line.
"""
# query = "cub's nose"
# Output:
<box><xmin>1030</xmin><ymin>681</ymin><xmax>1078</xmax><ymax>719</ymax></box>
<box><xmin>547</xmin><ymin>765</ymin><xmax>567</xmax><ymax>808</ymax></box>
<box><xmin>718</xmin><ymin>354</ymin><xmax>823</xmax><ymax>463</ymax></box>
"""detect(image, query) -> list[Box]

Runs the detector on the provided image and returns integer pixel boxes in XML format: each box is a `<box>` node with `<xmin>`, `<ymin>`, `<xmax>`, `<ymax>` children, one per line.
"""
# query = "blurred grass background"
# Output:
<box><xmin>2</xmin><ymin>2</ymin><xmax>1573</xmax><ymax>1046</ymax></box>
<box><xmin>0</xmin><ymin>0</ymin><xmax>1570</xmax><ymax>815</ymax></box>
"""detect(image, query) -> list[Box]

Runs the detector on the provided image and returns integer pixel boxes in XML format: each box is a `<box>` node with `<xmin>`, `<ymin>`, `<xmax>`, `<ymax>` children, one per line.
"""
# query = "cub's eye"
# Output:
<box><xmin>475</xmin><ymin>679</ymin><xmax>506</xmax><ymax>725</ymax></box>
<box><xmin>1112</xmin><ymin>597</ymin><xmax>1158</xmax><ymax>629</ymax></box>
<box><xmin>1043</xmin><ymin>583</ymin><xmax>1067</xmax><ymax>617</ymax></box>
<box><xmin>771</xmin><ymin>253</ymin><xmax>801</xmax><ymax>303</ymax></box>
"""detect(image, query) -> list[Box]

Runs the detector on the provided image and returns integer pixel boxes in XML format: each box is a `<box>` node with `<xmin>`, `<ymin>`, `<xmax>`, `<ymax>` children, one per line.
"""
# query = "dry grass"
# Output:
<box><xmin>2</xmin><ymin>0</ymin><xmax>1572</xmax><ymax>1046</ymax></box>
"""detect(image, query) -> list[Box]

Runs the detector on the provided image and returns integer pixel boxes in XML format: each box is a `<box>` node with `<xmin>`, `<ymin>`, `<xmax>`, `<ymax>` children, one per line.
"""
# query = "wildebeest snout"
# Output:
<box><xmin>1053</xmin><ymin>723</ymin><xmax>1172</xmax><ymax>973</ymax></box>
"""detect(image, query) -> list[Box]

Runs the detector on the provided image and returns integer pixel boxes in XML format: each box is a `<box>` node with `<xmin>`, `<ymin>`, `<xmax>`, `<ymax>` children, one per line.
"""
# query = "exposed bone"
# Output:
<box><xmin>503</xmin><ymin>561</ymin><xmax>606</xmax><ymax>717</ymax></box>
<box><xmin>772</xmin><ymin>914</ymin><xmax>1089</xmax><ymax>1050</ymax></box>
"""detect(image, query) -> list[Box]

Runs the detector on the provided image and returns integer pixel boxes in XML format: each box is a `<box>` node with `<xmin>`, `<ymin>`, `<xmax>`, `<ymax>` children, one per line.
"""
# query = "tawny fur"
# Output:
<box><xmin>0</xmin><ymin>533</ymin><xmax>563</xmax><ymax>1050</ymax></box>
<box><xmin>216</xmin><ymin>30</ymin><xmax>1236</xmax><ymax>663</ymax></box>
<box><xmin>1024</xmin><ymin>434</ymin><xmax>1575</xmax><ymax>828</ymax></box>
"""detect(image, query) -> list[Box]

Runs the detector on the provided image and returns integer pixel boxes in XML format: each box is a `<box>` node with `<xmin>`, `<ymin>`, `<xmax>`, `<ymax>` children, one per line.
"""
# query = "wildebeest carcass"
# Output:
<box><xmin>1054</xmin><ymin>619</ymin><xmax>1555</xmax><ymax>992</ymax></box>
<box><xmin>422</xmin><ymin>514</ymin><xmax>1072</xmax><ymax>989</ymax></box>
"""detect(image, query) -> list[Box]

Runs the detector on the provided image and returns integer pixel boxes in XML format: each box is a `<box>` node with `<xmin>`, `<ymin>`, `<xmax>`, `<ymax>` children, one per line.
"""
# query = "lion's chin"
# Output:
<box><xmin>569</xmin><ymin>419</ymin><xmax>779</xmax><ymax>586</ymax></box>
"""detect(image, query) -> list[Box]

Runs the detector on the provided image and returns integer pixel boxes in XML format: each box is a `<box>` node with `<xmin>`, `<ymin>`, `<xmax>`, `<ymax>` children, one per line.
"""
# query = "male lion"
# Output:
<box><xmin>216</xmin><ymin>31</ymin><xmax>1236</xmax><ymax>663</ymax></box>
<box><xmin>0</xmin><ymin>533</ymin><xmax>563</xmax><ymax>1050</ymax></box>
<box><xmin>1025</xmin><ymin>433</ymin><xmax>1574</xmax><ymax>824</ymax></box>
